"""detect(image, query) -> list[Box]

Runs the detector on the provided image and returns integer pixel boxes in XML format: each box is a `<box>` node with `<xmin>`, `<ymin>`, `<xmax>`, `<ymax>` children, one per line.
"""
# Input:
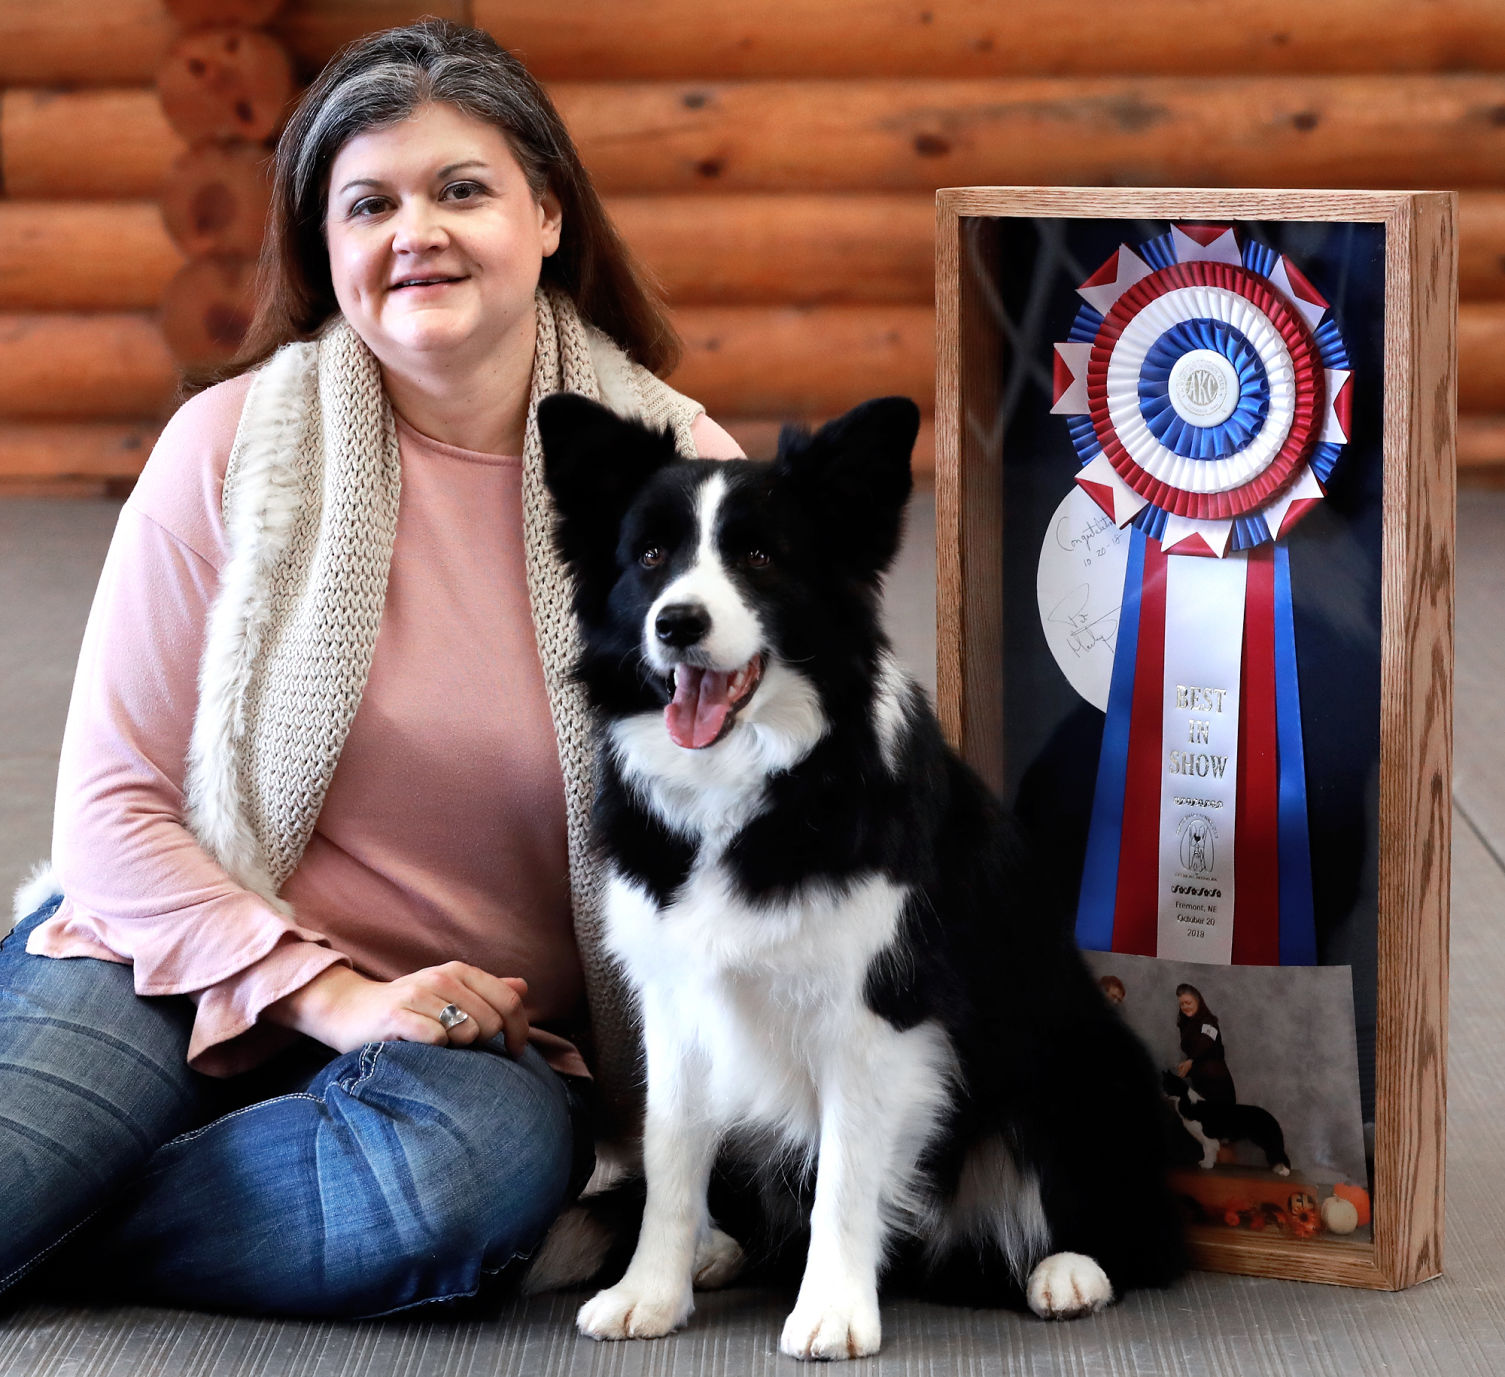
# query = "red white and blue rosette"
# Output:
<box><xmin>1054</xmin><ymin>224</ymin><xmax>1352</xmax><ymax>967</ymax></box>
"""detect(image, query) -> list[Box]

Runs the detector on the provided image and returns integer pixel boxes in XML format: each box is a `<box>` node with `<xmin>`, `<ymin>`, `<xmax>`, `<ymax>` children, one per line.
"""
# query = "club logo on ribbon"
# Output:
<box><xmin>1054</xmin><ymin>224</ymin><xmax>1352</xmax><ymax>966</ymax></box>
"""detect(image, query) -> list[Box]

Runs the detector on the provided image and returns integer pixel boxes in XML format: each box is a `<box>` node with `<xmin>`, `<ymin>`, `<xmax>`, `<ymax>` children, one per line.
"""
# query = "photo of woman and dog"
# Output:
<box><xmin>1086</xmin><ymin>950</ymin><xmax>1371</xmax><ymax>1241</ymax></box>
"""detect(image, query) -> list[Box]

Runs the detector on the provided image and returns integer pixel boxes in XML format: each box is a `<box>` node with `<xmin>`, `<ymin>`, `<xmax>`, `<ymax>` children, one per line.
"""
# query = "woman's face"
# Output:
<box><xmin>324</xmin><ymin>102</ymin><xmax>561</xmax><ymax>376</ymax></box>
<box><xmin>1178</xmin><ymin>992</ymin><xmax>1199</xmax><ymax>1016</ymax></box>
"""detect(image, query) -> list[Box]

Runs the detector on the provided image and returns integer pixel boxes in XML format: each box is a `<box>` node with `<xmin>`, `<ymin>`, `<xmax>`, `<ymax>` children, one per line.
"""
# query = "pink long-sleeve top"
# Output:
<box><xmin>28</xmin><ymin>368</ymin><xmax>740</xmax><ymax>1079</ymax></box>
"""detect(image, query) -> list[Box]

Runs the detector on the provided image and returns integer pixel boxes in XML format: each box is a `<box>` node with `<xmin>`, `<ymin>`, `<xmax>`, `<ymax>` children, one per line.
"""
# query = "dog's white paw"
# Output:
<box><xmin>780</xmin><ymin>1291</ymin><xmax>882</xmax><ymax>1361</ymax></box>
<box><xmin>577</xmin><ymin>1279</ymin><xmax>692</xmax><ymax>1341</ymax></box>
<box><xmin>692</xmin><ymin>1227</ymin><xmax>744</xmax><ymax>1290</ymax></box>
<box><xmin>1273</xmin><ymin>1163</ymin><xmax>1291</xmax><ymax>1177</ymax></box>
<box><xmin>1026</xmin><ymin>1252</ymin><xmax>1114</xmax><ymax>1321</ymax></box>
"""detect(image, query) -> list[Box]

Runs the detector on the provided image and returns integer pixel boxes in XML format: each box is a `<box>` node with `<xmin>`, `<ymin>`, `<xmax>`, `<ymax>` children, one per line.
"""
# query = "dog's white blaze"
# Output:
<box><xmin>645</xmin><ymin>472</ymin><xmax>763</xmax><ymax>675</ymax></box>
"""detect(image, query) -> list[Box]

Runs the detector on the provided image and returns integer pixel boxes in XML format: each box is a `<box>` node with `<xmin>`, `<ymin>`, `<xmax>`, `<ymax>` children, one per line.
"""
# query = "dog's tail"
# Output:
<box><xmin>521</xmin><ymin>1174</ymin><xmax>646</xmax><ymax>1294</ymax></box>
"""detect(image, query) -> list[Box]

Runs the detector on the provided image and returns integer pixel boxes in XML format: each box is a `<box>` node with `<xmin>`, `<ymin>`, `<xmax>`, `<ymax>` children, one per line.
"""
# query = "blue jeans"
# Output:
<box><xmin>0</xmin><ymin>899</ymin><xmax>590</xmax><ymax>1317</ymax></box>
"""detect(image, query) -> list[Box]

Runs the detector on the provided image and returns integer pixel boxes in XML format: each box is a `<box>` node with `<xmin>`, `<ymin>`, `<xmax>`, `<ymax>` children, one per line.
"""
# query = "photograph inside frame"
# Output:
<box><xmin>975</xmin><ymin>214</ymin><xmax>1384</xmax><ymax>1244</ymax></box>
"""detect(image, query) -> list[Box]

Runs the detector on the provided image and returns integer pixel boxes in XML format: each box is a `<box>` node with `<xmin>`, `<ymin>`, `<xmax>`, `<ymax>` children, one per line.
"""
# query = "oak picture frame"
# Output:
<box><xmin>934</xmin><ymin>186</ymin><xmax>1454</xmax><ymax>1290</ymax></box>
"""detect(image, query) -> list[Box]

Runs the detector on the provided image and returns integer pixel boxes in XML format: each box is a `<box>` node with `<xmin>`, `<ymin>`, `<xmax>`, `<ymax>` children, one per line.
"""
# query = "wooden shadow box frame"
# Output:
<box><xmin>934</xmin><ymin>187</ymin><xmax>1454</xmax><ymax>1290</ymax></box>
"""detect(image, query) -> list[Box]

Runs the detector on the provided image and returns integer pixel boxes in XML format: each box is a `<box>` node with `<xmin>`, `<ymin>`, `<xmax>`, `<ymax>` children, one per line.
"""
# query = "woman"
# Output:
<box><xmin>0</xmin><ymin>20</ymin><xmax>738</xmax><ymax>1316</ymax></box>
<box><xmin>1174</xmin><ymin>984</ymin><xmax>1237</xmax><ymax>1104</ymax></box>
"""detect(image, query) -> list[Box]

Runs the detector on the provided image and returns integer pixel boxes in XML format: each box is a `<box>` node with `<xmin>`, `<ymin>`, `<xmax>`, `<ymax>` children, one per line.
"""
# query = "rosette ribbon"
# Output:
<box><xmin>1054</xmin><ymin>224</ymin><xmax>1352</xmax><ymax>965</ymax></box>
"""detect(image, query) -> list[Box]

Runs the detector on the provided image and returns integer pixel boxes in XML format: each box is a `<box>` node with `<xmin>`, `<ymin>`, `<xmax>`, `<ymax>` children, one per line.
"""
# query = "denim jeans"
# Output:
<box><xmin>0</xmin><ymin>899</ymin><xmax>590</xmax><ymax>1317</ymax></box>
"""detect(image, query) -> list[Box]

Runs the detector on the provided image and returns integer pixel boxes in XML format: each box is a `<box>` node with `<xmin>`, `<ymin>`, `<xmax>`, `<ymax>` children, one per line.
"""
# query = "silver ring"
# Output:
<box><xmin>438</xmin><ymin>1003</ymin><xmax>470</xmax><ymax>1031</ymax></box>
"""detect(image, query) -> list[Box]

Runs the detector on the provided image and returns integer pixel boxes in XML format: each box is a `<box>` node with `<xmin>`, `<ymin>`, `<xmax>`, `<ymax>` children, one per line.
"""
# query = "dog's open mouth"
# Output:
<box><xmin>665</xmin><ymin>655</ymin><xmax>764</xmax><ymax>750</ymax></box>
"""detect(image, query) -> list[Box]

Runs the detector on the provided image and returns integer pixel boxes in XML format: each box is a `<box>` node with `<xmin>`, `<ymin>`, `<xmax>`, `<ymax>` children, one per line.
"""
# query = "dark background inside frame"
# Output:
<box><xmin>971</xmin><ymin>215</ymin><xmax>1386</xmax><ymax>1130</ymax></box>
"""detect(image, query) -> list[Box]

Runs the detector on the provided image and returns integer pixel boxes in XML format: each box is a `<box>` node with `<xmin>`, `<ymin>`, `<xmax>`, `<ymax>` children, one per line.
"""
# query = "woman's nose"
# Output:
<box><xmin>392</xmin><ymin>199</ymin><xmax>448</xmax><ymax>252</ymax></box>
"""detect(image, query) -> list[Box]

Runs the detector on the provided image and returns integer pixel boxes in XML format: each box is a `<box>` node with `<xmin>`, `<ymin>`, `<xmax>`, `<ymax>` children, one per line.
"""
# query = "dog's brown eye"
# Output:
<box><xmin>639</xmin><ymin>546</ymin><xmax>665</xmax><ymax>569</ymax></box>
<box><xmin>745</xmin><ymin>548</ymin><xmax>771</xmax><ymax>569</ymax></box>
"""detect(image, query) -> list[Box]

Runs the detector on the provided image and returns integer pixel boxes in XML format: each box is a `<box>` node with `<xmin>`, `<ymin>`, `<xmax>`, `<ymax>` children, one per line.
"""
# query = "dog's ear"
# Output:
<box><xmin>538</xmin><ymin>393</ymin><xmax>679</xmax><ymax>603</ymax></box>
<box><xmin>773</xmin><ymin>396</ymin><xmax>919</xmax><ymax>581</ymax></box>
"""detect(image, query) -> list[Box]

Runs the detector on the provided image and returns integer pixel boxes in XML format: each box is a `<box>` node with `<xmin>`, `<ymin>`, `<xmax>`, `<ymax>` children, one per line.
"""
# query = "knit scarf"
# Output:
<box><xmin>175</xmin><ymin>285</ymin><xmax>700</xmax><ymax>1137</ymax></box>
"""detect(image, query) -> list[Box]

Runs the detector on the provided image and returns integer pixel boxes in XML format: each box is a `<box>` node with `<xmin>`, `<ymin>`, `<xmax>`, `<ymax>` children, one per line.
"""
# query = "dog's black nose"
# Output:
<box><xmin>655</xmin><ymin>603</ymin><xmax>710</xmax><ymax>648</ymax></box>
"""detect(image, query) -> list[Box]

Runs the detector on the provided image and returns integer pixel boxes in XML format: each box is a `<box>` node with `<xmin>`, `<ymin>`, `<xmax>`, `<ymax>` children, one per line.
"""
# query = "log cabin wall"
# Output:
<box><xmin>2</xmin><ymin>0</ymin><xmax>1504</xmax><ymax>494</ymax></box>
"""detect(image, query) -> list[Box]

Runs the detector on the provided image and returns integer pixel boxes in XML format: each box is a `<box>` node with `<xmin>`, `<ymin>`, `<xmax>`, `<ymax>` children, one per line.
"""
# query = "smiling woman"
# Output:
<box><xmin>323</xmin><ymin>103</ymin><xmax>563</xmax><ymax>453</ymax></box>
<box><xmin>0</xmin><ymin>19</ymin><xmax>741</xmax><ymax>1320</ymax></box>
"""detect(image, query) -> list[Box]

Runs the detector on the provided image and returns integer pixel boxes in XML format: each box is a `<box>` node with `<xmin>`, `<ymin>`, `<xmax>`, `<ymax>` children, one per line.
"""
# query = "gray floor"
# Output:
<box><xmin>1</xmin><ymin>490</ymin><xmax>1503</xmax><ymax>1376</ymax></box>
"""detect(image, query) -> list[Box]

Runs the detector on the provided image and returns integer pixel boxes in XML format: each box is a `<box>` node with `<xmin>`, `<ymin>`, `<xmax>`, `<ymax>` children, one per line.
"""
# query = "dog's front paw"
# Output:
<box><xmin>780</xmin><ymin>1290</ymin><xmax>882</xmax><ymax>1361</ymax></box>
<box><xmin>693</xmin><ymin>1227</ymin><xmax>745</xmax><ymax>1290</ymax></box>
<box><xmin>1026</xmin><ymin>1252</ymin><xmax>1114</xmax><ymax>1320</ymax></box>
<box><xmin>577</xmin><ymin>1279</ymin><xmax>693</xmax><ymax>1341</ymax></box>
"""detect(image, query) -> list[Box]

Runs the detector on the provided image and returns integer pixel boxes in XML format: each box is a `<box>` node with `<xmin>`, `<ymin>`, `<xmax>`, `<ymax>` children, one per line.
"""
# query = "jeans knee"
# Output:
<box><xmin>329</xmin><ymin>1041</ymin><xmax>575</xmax><ymax>1289</ymax></box>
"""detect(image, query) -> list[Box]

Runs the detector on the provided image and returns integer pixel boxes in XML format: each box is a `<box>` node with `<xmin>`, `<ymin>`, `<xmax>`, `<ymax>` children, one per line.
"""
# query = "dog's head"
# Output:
<box><xmin>1161</xmin><ymin>1070</ymin><xmax>1191</xmax><ymax>1100</ymax></box>
<box><xmin>538</xmin><ymin>393</ymin><xmax>919</xmax><ymax>751</ymax></box>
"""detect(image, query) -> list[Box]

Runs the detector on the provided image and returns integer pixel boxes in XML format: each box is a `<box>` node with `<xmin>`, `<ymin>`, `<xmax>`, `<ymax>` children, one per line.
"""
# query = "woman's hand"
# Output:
<box><xmin>1177</xmin><ymin>1059</ymin><xmax>1193</xmax><ymax>1078</ymax></box>
<box><xmin>266</xmin><ymin>962</ymin><xmax>530</xmax><ymax>1056</ymax></box>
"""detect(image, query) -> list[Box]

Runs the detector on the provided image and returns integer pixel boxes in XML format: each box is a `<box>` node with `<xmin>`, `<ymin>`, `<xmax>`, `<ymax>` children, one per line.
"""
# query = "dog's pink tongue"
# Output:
<box><xmin>666</xmin><ymin>667</ymin><xmax>733</xmax><ymax>749</ymax></box>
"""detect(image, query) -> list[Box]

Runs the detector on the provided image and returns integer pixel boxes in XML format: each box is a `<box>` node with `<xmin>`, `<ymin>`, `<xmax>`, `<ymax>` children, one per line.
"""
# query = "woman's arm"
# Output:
<box><xmin>42</xmin><ymin>384</ymin><xmax>357</xmax><ymax>1075</ymax></box>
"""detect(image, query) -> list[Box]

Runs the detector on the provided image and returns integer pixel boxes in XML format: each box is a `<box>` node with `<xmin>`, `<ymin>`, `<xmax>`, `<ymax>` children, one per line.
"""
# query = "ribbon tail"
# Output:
<box><xmin>1232</xmin><ymin>546</ymin><xmax>1280</xmax><ymax>965</ymax></box>
<box><xmin>1273</xmin><ymin>544</ymin><xmax>1318</xmax><ymax>964</ymax></box>
<box><xmin>1075</xmin><ymin>527</ymin><xmax>1146</xmax><ymax>950</ymax></box>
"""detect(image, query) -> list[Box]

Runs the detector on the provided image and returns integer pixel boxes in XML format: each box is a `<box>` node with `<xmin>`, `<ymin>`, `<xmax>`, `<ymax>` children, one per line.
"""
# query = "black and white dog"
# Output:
<box><xmin>537</xmin><ymin>393</ymin><xmax>1185</xmax><ymax>1360</ymax></box>
<box><xmin>1161</xmin><ymin>1072</ymin><xmax>1292</xmax><ymax>1176</ymax></box>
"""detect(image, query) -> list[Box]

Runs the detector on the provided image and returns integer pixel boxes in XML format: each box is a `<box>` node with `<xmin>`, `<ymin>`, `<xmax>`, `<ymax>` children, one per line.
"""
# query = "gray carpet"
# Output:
<box><xmin>1</xmin><ymin>490</ymin><xmax>1502</xmax><ymax>1376</ymax></box>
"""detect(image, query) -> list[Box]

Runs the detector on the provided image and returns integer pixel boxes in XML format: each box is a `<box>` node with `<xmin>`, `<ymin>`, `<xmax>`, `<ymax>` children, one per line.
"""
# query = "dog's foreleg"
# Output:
<box><xmin>780</xmin><ymin>1020</ymin><xmax>951</xmax><ymax>1361</ymax></box>
<box><xmin>577</xmin><ymin>1014</ymin><xmax>717</xmax><ymax>1342</ymax></box>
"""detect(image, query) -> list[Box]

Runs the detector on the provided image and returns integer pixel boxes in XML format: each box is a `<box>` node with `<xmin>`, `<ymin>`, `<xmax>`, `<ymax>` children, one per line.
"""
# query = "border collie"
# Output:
<box><xmin>1161</xmin><ymin>1072</ymin><xmax>1292</xmax><ymax>1176</ymax></box>
<box><xmin>537</xmin><ymin>393</ymin><xmax>1185</xmax><ymax>1360</ymax></box>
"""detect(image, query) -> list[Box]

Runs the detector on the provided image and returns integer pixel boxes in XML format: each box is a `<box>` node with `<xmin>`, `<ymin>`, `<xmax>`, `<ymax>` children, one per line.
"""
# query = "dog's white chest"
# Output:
<box><xmin>605</xmin><ymin>860</ymin><xmax>913</xmax><ymax>1135</ymax></box>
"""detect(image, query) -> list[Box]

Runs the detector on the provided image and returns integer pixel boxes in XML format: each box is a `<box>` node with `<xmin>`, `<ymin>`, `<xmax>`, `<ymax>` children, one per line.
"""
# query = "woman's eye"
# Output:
<box><xmin>744</xmin><ymin>548</ymin><xmax>771</xmax><ymax>569</ymax></box>
<box><xmin>639</xmin><ymin>546</ymin><xmax>665</xmax><ymax>569</ymax></box>
<box><xmin>444</xmin><ymin>180</ymin><xmax>484</xmax><ymax>202</ymax></box>
<box><xmin>350</xmin><ymin>197</ymin><xmax>388</xmax><ymax>217</ymax></box>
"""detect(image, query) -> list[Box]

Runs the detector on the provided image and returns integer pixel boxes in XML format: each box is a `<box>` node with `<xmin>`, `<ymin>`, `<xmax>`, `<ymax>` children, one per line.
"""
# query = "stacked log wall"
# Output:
<box><xmin>2</xmin><ymin>0</ymin><xmax>1503</xmax><ymax>491</ymax></box>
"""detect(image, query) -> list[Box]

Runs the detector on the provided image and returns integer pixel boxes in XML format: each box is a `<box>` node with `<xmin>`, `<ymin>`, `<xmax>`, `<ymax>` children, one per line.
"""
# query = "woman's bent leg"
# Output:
<box><xmin>0</xmin><ymin>902</ymin><xmax>212</xmax><ymax>1297</ymax></box>
<box><xmin>70</xmin><ymin>1038</ymin><xmax>579</xmax><ymax>1317</ymax></box>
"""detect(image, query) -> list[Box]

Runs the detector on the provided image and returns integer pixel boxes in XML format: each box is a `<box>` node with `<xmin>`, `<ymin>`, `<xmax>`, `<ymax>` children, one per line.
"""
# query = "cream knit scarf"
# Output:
<box><xmin>23</xmin><ymin>286</ymin><xmax>701</xmax><ymax>1139</ymax></box>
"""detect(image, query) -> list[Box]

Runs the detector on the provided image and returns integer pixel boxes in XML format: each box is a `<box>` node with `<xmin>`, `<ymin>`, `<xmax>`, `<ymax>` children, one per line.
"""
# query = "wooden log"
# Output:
<box><xmin>157</xmin><ymin>29</ymin><xmax>296</xmax><ymax>144</ymax></box>
<box><xmin>13</xmin><ymin>76</ymin><xmax>1505</xmax><ymax>199</ymax></box>
<box><xmin>668</xmin><ymin>304</ymin><xmax>935</xmax><ymax>416</ymax></box>
<box><xmin>0</xmin><ymin>296</ymin><xmax>1490</xmax><ymax>447</ymax></box>
<box><xmin>1459</xmin><ymin>302</ymin><xmax>1505</xmax><ymax>413</ymax></box>
<box><xmin>166</xmin><ymin>0</ymin><xmax>288</xmax><ymax>28</ymax></box>
<box><xmin>273</xmin><ymin>0</ymin><xmax>469</xmax><ymax>80</ymax></box>
<box><xmin>0</xmin><ymin>0</ymin><xmax>172</xmax><ymax>87</ymax></box>
<box><xmin>0</xmin><ymin>315</ymin><xmax>178</xmax><ymax>420</ymax></box>
<box><xmin>161</xmin><ymin>256</ymin><xmax>259</xmax><ymax>368</ymax></box>
<box><xmin>1459</xmin><ymin>191</ymin><xmax>1505</xmax><ymax>301</ymax></box>
<box><xmin>721</xmin><ymin>413</ymin><xmax>935</xmax><ymax>475</ymax></box>
<box><xmin>608</xmin><ymin>193</ymin><xmax>934</xmax><ymax>305</ymax></box>
<box><xmin>0</xmin><ymin>422</ymin><xmax>160</xmax><ymax>480</ymax></box>
<box><xmin>0</xmin><ymin>203</ymin><xmax>184</xmax><ymax>311</ymax></box>
<box><xmin>477</xmin><ymin>0</ymin><xmax>1505</xmax><ymax>79</ymax></box>
<box><xmin>0</xmin><ymin>191</ymin><xmax>928</xmax><ymax>315</ymax></box>
<box><xmin>10</xmin><ymin>0</ymin><xmax>1505</xmax><ymax>86</ymax></box>
<box><xmin>549</xmin><ymin>76</ymin><xmax>1505</xmax><ymax>194</ymax></box>
<box><xmin>160</xmin><ymin>141</ymin><xmax>274</xmax><ymax>257</ymax></box>
<box><xmin>0</xmin><ymin>90</ymin><xmax>185</xmax><ymax>200</ymax></box>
